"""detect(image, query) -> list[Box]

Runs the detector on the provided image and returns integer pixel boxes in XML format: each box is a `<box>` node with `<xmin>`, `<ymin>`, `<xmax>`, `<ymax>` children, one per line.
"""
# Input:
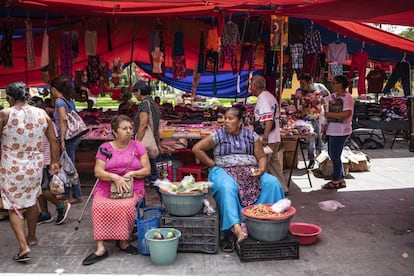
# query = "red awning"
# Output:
<box><xmin>315</xmin><ymin>20</ymin><xmax>414</xmax><ymax>54</ymax></box>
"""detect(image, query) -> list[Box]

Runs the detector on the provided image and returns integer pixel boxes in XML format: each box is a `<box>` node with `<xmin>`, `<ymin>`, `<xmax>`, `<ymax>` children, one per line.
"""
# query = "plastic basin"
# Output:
<box><xmin>289</xmin><ymin>222</ymin><xmax>322</xmax><ymax>245</ymax></box>
<box><xmin>242</xmin><ymin>206</ymin><xmax>296</xmax><ymax>242</ymax></box>
<box><xmin>160</xmin><ymin>190</ymin><xmax>204</xmax><ymax>216</ymax></box>
<box><xmin>145</xmin><ymin>228</ymin><xmax>182</xmax><ymax>265</ymax></box>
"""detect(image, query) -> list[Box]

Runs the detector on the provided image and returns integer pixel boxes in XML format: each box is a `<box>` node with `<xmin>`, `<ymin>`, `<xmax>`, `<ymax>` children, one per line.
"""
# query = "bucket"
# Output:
<box><xmin>145</xmin><ymin>228</ymin><xmax>182</xmax><ymax>266</ymax></box>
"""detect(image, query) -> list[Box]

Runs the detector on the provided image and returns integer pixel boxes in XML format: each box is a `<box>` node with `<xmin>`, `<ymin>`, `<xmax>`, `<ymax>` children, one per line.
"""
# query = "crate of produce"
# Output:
<box><xmin>160</xmin><ymin>211</ymin><xmax>219</xmax><ymax>254</ymax></box>
<box><xmin>234</xmin><ymin>233</ymin><xmax>299</xmax><ymax>262</ymax></box>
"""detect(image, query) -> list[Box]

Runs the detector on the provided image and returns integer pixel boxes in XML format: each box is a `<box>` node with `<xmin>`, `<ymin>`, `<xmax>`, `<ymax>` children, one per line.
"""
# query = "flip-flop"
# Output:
<box><xmin>322</xmin><ymin>180</ymin><xmax>346</xmax><ymax>189</ymax></box>
<box><xmin>13</xmin><ymin>253</ymin><xmax>31</xmax><ymax>262</ymax></box>
<box><xmin>220</xmin><ymin>240</ymin><xmax>234</xmax><ymax>253</ymax></box>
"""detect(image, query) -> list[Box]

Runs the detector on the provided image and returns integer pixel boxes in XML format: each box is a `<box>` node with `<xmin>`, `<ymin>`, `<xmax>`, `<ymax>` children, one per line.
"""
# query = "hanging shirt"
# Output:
<box><xmin>304</xmin><ymin>27</ymin><xmax>322</xmax><ymax>54</ymax></box>
<box><xmin>366</xmin><ymin>69</ymin><xmax>386</xmax><ymax>93</ymax></box>
<box><xmin>327</xmin><ymin>42</ymin><xmax>349</xmax><ymax>64</ymax></box>
<box><xmin>221</xmin><ymin>21</ymin><xmax>240</xmax><ymax>46</ymax></box>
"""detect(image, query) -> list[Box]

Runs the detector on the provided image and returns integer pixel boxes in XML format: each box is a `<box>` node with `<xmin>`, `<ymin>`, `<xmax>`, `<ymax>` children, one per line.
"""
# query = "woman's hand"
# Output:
<box><xmin>251</xmin><ymin>167</ymin><xmax>265</xmax><ymax>177</ymax></box>
<box><xmin>114</xmin><ymin>175</ymin><xmax>131</xmax><ymax>193</ymax></box>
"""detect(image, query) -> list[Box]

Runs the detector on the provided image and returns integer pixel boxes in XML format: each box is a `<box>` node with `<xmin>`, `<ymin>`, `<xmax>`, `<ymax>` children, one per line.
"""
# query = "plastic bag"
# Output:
<box><xmin>60</xmin><ymin>151</ymin><xmax>79</xmax><ymax>187</ymax></box>
<box><xmin>271</xmin><ymin>198</ymin><xmax>292</xmax><ymax>213</ymax></box>
<box><xmin>318</xmin><ymin>200</ymin><xmax>346</xmax><ymax>211</ymax></box>
<box><xmin>49</xmin><ymin>175</ymin><xmax>65</xmax><ymax>194</ymax></box>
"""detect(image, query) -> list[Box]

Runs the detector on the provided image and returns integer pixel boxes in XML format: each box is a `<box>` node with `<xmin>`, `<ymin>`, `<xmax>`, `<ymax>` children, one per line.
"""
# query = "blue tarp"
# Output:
<box><xmin>137</xmin><ymin>63</ymin><xmax>258</xmax><ymax>99</ymax></box>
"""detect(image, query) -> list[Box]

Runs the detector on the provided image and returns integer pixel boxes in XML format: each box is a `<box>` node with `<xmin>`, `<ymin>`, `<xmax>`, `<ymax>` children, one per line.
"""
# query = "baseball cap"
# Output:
<box><xmin>132</xmin><ymin>80</ymin><xmax>151</xmax><ymax>94</ymax></box>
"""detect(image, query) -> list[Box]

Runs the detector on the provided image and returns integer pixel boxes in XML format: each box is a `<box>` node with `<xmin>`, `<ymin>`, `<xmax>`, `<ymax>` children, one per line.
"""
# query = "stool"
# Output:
<box><xmin>173</xmin><ymin>148</ymin><xmax>208</xmax><ymax>181</ymax></box>
<box><xmin>177</xmin><ymin>164</ymin><xmax>208</xmax><ymax>181</ymax></box>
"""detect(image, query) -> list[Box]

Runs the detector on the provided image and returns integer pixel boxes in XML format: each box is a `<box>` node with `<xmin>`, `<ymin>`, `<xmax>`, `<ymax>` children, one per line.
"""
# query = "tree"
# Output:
<box><xmin>399</xmin><ymin>28</ymin><xmax>414</xmax><ymax>40</ymax></box>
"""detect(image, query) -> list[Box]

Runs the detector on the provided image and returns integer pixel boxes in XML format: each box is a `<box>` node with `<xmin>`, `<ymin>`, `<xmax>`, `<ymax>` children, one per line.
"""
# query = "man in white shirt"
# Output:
<box><xmin>250</xmin><ymin>75</ymin><xmax>288</xmax><ymax>194</ymax></box>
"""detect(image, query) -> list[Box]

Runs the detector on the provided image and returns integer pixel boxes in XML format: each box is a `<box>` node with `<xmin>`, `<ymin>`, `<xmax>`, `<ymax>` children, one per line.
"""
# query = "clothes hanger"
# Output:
<box><xmin>401</xmin><ymin>53</ymin><xmax>407</xmax><ymax>63</ymax></box>
<box><xmin>335</xmin><ymin>33</ymin><xmax>341</xmax><ymax>44</ymax></box>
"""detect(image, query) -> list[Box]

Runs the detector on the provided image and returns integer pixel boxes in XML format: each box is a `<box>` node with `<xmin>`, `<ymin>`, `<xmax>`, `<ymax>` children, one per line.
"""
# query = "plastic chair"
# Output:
<box><xmin>174</xmin><ymin>149</ymin><xmax>208</xmax><ymax>181</ymax></box>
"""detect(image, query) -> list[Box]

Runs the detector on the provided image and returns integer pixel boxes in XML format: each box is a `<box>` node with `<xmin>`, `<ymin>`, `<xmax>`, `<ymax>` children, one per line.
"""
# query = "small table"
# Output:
<box><xmin>283</xmin><ymin>134</ymin><xmax>315</xmax><ymax>189</ymax></box>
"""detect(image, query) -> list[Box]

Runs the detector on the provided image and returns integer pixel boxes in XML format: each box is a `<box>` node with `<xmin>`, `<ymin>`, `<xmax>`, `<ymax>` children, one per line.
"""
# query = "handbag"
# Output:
<box><xmin>140</xmin><ymin>101</ymin><xmax>160</xmax><ymax>159</ymax></box>
<box><xmin>110</xmin><ymin>148</ymin><xmax>135</xmax><ymax>199</ymax></box>
<box><xmin>61</xmin><ymin>98</ymin><xmax>89</xmax><ymax>140</ymax></box>
<box><xmin>253</xmin><ymin>108</ymin><xmax>277</xmax><ymax>135</ymax></box>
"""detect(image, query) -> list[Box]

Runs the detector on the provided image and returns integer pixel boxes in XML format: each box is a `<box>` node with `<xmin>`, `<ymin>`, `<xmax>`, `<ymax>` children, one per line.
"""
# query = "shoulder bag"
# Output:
<box><xmin>139</xmin><ymin>101</ymin><xmax>160</xmax><ymax>159</ymax></box>
<box><xmin>61</xmin><ymin>98</ymin><xmax>89</xmax><ymax>140</ymax></box>
<box><xmin>110</xmin><ymin>147</ymin><xmax>135</xmax><ymax>199</ymax></box>
<box><xmin>253</xmin><ymin>108</ymin><xmax>277</xmax><ymax>135</ymax></box>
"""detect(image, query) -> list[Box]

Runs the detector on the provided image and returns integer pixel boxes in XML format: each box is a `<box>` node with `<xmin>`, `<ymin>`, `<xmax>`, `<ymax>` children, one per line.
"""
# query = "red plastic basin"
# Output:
<box><xmin>289</xmin><ymin>222</ymin><xmax>322</xmax><ymax>245</ymax></box>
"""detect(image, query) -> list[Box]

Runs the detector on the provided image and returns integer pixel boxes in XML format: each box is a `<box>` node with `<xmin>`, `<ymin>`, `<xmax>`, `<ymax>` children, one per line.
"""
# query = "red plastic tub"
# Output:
<box><xmin>289</xmin><ymin>222</ymin><xmax>322</xmax><ymax>245</ymax></box>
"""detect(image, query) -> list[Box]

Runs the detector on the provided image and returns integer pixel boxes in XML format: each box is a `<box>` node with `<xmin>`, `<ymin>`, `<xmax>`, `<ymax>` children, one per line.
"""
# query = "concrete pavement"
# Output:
<box><xmin>1</xmin><ymin>137</ymin><xmax>413</xmax><ymax>275</ymax></box>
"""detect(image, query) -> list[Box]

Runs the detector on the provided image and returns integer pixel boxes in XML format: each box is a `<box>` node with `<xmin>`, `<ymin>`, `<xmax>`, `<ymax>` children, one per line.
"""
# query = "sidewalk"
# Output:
<box><xmin>0</xmin><ymin>140</ymin><xmax>413</xmax><ymax>275</ymax></box>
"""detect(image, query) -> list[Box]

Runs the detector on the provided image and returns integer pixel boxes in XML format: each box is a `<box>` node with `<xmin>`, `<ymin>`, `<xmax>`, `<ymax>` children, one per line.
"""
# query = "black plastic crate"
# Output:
<box><xmin>160</xmin><ymin>211</ymin><xmax>219</xmax><ymax>254</ymax></box>
<box><xmin>234</xmin><ymin>233</ymin><xmax>299</xmax><ymax>262</ymax></box>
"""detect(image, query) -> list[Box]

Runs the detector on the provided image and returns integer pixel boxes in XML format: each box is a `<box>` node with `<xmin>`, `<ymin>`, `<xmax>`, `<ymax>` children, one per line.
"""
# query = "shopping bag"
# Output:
<box><xmin>60</xmin><ymin>151</ymin><xmax>79</xmax><ymax>187</ymax></box>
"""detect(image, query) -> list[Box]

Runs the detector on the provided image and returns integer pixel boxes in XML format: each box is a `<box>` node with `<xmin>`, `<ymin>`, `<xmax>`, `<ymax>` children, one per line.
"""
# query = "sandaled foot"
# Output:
<box><xmin>13</xmin><ymin>248</ymin><xmax>31</xmax><ymax>262</ymax></box>
<box><xmin>232</xmin><ymin>224</ymin><xmax>248</xmax><ymax>243</ymax></box>
<box><xmin>322</xmin><ymin>179</ymin><xmax>346</xmax><ymax>189</ymax></box>
<box><xmin>220</xmin><ymin>239</ymin><xmax>234</xmax><ymax>253</ymax></box>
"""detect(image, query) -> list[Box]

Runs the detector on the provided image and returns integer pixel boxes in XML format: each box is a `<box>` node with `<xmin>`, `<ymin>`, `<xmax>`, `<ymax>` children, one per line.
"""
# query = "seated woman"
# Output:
<box><xmin>82</xmin><ymin>115</ymin><xmax>151</xmax><ymax>266</ymax></box>
<box><xmin>192</xmin><ymin>106</ymin><xmax>285</xmax><ymax>246</ymax></box>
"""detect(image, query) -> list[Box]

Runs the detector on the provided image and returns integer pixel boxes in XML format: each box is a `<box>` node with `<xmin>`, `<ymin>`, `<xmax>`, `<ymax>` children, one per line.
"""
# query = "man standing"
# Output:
<box><xmin>294</xmin><ymin>73</ymin><xmax>326</xmax><ymax>169</ymax></box>
<box><xmin>251</xmin><ymin>75</ymin><xmax>288</xmax><ymax>194</ymax></box>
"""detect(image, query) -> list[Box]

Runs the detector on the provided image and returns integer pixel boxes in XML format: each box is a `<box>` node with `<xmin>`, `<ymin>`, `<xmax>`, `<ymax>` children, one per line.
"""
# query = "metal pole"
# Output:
<box><xmin>278</xmin><ymin>17</ymin><xmax>284</xmax><ymax>104</ymax></box>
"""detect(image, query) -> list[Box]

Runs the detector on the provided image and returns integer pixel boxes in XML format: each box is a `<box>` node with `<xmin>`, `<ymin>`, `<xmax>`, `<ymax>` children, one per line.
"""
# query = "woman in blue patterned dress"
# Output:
<box><xmin>193</xmin><ymin>106</ymin><xmax>285</xmax><ymax>245</ymax></box>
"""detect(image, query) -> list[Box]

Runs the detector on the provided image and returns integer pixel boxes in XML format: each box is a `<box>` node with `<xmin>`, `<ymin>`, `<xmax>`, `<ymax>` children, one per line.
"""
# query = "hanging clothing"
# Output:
<box><xmin>205</xmin><ymin>50</ymin><xmax>219</xmax><ymax>73</ymax></box>
<box><xmin>0</xmin><ymin>19</ymin><xmax>14</xmax><ymax>69</ymax></box>
<box><xmin>289</xmin><ymin>43</ymin><xmax>304</xmax><ymax>70</ymax></box>
<box><xmin>315</xmin><ymin>52</ymin><xmax>326</xmax><ymax>83</ymax></box>
<box><xmin>328</xmin><ymin>62</ymin><xmax>343</xmax><ymax>82</ymax></box>
<box><xmin>366</xmin><ymin>68</ymin><xmax>386</xmax><ymax>93</ymax></box>
<box><xmin>87</xmin><ymin>55</ymin><xmax>101</xmax><ymax>84</ymax></box>
<box><xmin>221</xmin><ymin>21</ymin><xmax>240</xmax><ymax>46</ymax></box>
<box><xmin>25</xmin><ymin>18</ymin><xmax>36</xmax><ymax>68</ymax></box>
<box><xmin>40</xmin><ymin>28</ymin><xmax>49</xmax><ymax>71</ymax></box>
<box><xmin>207</xmin><ymin>27</ymin><xmax>220</xmax><ymax>51</ymax></box>
<box><xmin>85</xmin><ymin>30</ymin><xmax>97</xmax><ymax>56</ymax></box>
<box><xmin>219</xmin><ymin>44</ymin><xmax>238</xmax><ymax>74</ymax></box>
<box><xmin>60</xmin><ymin>32</ymin><xmax>73</xmax><ymax>77</ymax></box>
<box><xmin>304</xmin><ymin>27</ymin><xmax>323</xmax><ymax>55</ymax></box>
<box><xmin>348</xmin><ymin>52</ymin><xmax>368</xmax><ymax>95</ymax></box>
<box><xmin>48</xmin><ymin>40</ymin><xmax>59</xmax><ymax>81</ymax></box>
<box><xmin>72</xmin><ymin>31</ymin><xmax>79</xmax><ymax>58</ymax></box>
<box><xmin>197</xmin><ymin>31</ymin><xmax>205</xmax><ymax>73</ymax></box>
<box><xmin>383</xmin><ymin>61</ymin><xmax>412</xmax><ymax>96</ymax></box>
<box><xmin>239</xmin><ymin>45</ymin><xmax>255</xmax><ymax>71</ymax></box>
<box><xmin>327</xmin><ymin>42</ymin><xmax>349</xmax><ymax>64</ymax></box>
<box><xmin>288</xmin><ymin>23</ymin><xmax>304</xmax><ymax>44</ymax></box>
<box><xmin>172</xmin><ymin>56</ymin><xmax>187</xmax><ymax>79</ymax></box>
<box><xmin>264</xmin><ymin>50</ymin><xmax>278</xmax><ymax>77</ymax></box>
<box><xmin>303</xmin><ymin>53</ymin><xmax>317</xmax><ymax>78</ymax></box>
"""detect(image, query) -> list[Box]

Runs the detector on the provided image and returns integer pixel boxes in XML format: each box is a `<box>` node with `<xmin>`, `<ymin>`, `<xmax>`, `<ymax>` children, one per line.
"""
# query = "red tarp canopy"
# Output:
<box><xmin>1</xmin><ymin>0</ymin><xmax>414</xmax><ymax>87</ymax></box>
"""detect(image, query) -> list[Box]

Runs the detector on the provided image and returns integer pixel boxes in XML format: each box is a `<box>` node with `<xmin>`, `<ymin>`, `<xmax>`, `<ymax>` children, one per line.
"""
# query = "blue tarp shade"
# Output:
<box><xmin>138</xmin><ymin>63</ymin><xmax>258</xmax><ymax>99</ymax></box>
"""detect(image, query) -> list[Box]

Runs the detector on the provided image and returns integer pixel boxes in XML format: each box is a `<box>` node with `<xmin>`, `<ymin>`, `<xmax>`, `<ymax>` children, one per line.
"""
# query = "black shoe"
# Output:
<box><xmin>56</xmin><ymin>202</ymin><xmax>71</xmax><ymax>225</ymax></box>
<box><xmin>307</xmin><ymin>160</ymin><xmax>315</xmax><ymax>169</ymax></box>
<box><xmin>120</xmin><ymin>244</ymin><xmax>139</xmax><ymax>255</ymax></box>
<box><xmin>82</xmin><ymin>250</ymin><xmax>109</xmax><ymax>266</ymax></box>
<box><xmin>37</xmin><ymin>213</ymin><xmax>53</xmax><ymax>225</ymax></box>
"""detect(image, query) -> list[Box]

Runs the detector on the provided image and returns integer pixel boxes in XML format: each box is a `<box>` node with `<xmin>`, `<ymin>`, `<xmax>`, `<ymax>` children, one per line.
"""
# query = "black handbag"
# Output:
<box><xmin>253</xmin><ymin>108</ymin><xmax>277</xmax><ymax>135</ymax></box>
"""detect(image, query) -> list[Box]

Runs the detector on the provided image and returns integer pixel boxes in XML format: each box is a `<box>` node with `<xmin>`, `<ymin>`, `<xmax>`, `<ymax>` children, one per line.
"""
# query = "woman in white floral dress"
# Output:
<box><xmin>0</xmin><ymin>82</ymin><xmax>59</xmax><ymax>262</ymax></box>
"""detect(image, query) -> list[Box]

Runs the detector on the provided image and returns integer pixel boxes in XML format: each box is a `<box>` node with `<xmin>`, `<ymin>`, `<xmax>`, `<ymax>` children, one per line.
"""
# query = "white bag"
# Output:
<box><xmin>61</xmin><ymin>98</ymin><xmax>89</xmax><ymax>140</ymax></box>
<box><xmin>60</xmin><ymin>151</ymin><xmax>79</xmax><ymax>187</ymax></box>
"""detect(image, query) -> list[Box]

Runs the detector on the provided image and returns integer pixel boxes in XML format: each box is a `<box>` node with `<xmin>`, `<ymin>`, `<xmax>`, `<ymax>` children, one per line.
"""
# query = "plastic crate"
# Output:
<box><xmin>234</xmin><ymin>233</ymin><xmax>299</xmax><ymax>262</ymax></box>
<box><xmin>160</xmin><ymin>211</ymin><xmax>219</xmax><ymax>254</ymax></box>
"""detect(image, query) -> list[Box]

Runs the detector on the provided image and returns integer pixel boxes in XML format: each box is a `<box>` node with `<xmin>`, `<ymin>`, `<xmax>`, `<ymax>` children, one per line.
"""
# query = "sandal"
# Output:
<box><xmin>322</xmin><ymin>179</ymin><xmax>346</xmax><ymax>189</ymax></box>
<box><xmin>13</xmin><ymin>253</ymin><xmax>31</xmax><ymax>262</ymax></box>
<box><xmin>220</xmin><ymin>239</ymin><xmax>234</xmax><ymax>253</ymax></box>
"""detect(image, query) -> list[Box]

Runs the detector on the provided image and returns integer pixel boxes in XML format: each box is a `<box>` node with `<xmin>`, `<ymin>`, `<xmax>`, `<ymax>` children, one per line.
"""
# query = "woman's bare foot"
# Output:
<box><xmin>232</xmin><ymin>224</ymin><xmax>248</xmax><ymax>243</ymax></box>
